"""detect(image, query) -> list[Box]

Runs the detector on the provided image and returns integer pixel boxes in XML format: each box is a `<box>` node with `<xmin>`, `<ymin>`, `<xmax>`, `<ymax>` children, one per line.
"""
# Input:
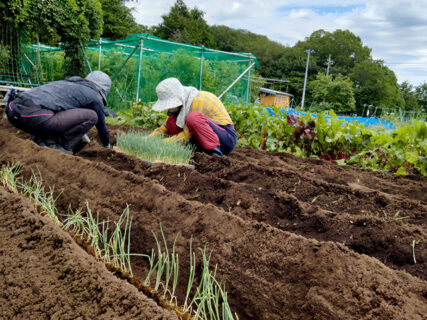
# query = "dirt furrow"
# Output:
<box><xmin>75</xmin><ymin>142</ymin><xmax>427</xmax><ymax>279</ymax></box>
<box><xmin>0</xmin><ymin>185</ymin><xmax>179</xmax><ymax>320</ymax></box>
<box><xmin>1</xmin><ymin>121</ymin><xmax>427</xmax><ymax>320</ymax></box>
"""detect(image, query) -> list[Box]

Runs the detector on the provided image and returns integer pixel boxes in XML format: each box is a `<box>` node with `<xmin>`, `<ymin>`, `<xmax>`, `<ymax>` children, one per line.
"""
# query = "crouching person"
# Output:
<box><xmin>150</xmin><ymin>78</ymin><xmax>237</xmax><ymax>156</ymax></box>
<box><xmin>5</xmin><ymin>71</ymin><xmax>112</xmax><ymax>154</ymax></box>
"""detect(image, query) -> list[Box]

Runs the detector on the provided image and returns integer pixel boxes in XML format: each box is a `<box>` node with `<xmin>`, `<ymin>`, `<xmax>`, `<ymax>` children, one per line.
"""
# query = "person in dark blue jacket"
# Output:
<box><xmin>5</xmin><ymin>71</ymin><xmax>111</xmax><ymax>154</ymax></box>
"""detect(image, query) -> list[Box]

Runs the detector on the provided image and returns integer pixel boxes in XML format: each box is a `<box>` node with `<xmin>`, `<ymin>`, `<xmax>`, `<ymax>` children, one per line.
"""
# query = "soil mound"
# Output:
<box><xmin>0</xmin><ymin>119</ymin><xmax>426</xmax><ymax>320</ymax></box>
<box><xmin>0</xmin><ymin>185</ymin><xmax>178</xmax><ymax>319</ymax></box>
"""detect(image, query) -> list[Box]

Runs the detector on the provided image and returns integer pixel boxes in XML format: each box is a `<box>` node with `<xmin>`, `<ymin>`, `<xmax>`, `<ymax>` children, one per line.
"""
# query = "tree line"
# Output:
<box><xmin>1</xmin><ymin>0</ymin><xmax>425</xmax><ymax>114</ymax></box>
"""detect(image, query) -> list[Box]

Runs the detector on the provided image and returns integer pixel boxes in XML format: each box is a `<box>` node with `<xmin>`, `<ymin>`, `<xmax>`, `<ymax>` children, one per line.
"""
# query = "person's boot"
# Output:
<box><xmin>49</xmin><ymin>144</ymin><xmax>73</xmax><ymax>155</ymax></box>
<box><xmin>208</xmin><ymin>146</ymin><xmax>223</xmax><ymax>157</ymax></box>
<box><xmin>32</xmin><ymin>136</ymin><xmax>47</xmax><ymax>147</ymax></box>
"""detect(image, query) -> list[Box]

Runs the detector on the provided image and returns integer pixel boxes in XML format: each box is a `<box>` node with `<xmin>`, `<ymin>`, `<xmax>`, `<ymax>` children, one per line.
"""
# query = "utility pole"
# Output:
<box><xmin>325</xmin><ymin>54</ymin><xmax>334</xmax><ymax>76</ymax></box>
<box><xmin>301</xmin><ymin>49</ymin><xmax>313</xmax><ymax>110</ymax></box>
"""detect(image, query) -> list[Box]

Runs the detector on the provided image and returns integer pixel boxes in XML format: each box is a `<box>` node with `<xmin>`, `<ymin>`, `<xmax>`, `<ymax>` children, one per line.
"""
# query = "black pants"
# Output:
<box><xmin>6</xmin><ymin>96</ymin><xmax>98</xmax><ymax>151</ymax></box>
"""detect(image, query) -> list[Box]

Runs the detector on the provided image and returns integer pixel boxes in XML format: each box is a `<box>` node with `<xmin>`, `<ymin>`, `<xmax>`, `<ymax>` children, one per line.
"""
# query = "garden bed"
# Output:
<box><xmin>0</xmin><ymin>118</ymin><xmax>426</xmax><ymax>319</ymax></box>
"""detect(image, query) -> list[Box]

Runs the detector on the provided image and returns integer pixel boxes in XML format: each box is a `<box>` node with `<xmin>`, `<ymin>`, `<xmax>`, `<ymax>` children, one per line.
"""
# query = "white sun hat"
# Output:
<box><xmin>152</xmin><ymin>78</ymin><xmax>185</xmax><ymax>112</ymax></box>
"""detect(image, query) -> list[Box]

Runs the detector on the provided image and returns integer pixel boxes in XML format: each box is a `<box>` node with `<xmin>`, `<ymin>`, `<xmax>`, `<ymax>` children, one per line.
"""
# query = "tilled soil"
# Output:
<box><xmin>0</xmin><ymin>118</ymin><xmax>426</xmax><ymax>320</ymax></box>
<box><xmin>0</xmin><ymin>186</ymin><xmax>178</xmax><ymax>320</ymax></box>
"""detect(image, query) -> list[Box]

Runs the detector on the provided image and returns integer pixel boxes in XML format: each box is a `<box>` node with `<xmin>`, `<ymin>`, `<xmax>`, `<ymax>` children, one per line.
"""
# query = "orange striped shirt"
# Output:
<box><xmin>152</xmin><ymin>91</ymin><xmax>233</xmax><ymax>143</ymax></box>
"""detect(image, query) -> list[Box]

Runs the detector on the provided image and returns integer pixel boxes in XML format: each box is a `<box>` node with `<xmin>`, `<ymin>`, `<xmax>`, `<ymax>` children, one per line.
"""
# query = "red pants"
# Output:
<box><xmin>165</xmin><ymin>111</ymin><xmax>237</xmax><ymax>155</ymax></box>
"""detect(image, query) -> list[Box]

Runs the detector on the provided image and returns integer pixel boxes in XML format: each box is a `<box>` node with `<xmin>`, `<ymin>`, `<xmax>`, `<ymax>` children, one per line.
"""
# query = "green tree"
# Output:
<box><xmin>100</xmin><ymin>0</ymin><xmax>146</xmax><ymax>40</ymax></box>
<box><xmin>0</xmin><ymin>0</ymin><xmax>31</xmax><ymax>77</ymax></box>
<box><xmin>350</xmin><ymin>60</ymin><xmax>404</xmax><ymax>114</ymax></box>
<box><xmin>153</xmin><ymin>0</ymin><xmax>215</xmax><ymax>47</ymax></box>
<box><xmin>309</xmin><ymin>73</ymin><xmax>356</xmax><ymax>113</ymax></box>
<box><xmin>415</xmin><ymin>82</ymin><xmax>427</xmax><ymax>111</ymax></box>
<box><xmin>210</xmin><ymin>25</ymin><xmax>288</xmax><ymax>78</ymax></box>
<box><xmin>275</xmin><ymin>47</ymin><xmax>320</xmax><ymax>103</ymax></box>
<box><xmin>1</xmin><ymin>0</ymin><xmax>103</xmax><ymax>77</ymax></box>
<box><xmin>295</xmin><ymin>29</ymin><xmax>371</xmax><ymax>75</ymax></box>
<box><xmin>400</xmin><ymin>81</ymin><xmax>419</xmax><ymax>111</ymax></box>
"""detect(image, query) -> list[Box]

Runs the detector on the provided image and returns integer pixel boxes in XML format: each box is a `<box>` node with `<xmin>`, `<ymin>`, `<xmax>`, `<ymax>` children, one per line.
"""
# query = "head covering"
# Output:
<box><xmin>152</xmin><ymin>78</ymin><xmax>199</xmax><ymax>128</ymax></box>
<box><xmin>85</xmin><ymin>71</ymin><xmax>111</xmax><ymax>104</ymax></box>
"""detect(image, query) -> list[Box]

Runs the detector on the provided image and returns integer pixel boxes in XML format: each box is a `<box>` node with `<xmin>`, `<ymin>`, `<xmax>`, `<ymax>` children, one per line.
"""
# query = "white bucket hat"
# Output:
<box><xmin>152</xmin><ymin>78</ymin><xmax>185</xmax><ymax>112</ymax></box>
<box><xmin>152</xmin><ymin>78</ymin><xmax>199</xmax><ymax>128</ymax></box>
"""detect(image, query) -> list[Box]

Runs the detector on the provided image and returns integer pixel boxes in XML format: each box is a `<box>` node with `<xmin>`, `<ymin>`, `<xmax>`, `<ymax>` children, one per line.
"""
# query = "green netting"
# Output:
<box><xmin>2</xmin><ymin>33</ymin><xmax>258</xmax><ymax>110</ymax></box>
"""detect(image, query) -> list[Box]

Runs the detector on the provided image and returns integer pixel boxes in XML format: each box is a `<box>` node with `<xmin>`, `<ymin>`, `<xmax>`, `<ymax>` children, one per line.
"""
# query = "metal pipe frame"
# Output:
<box><xmin>218</xmin><ymin>62</ymin><xmax>255</xmax><ymax>100</ymax></box>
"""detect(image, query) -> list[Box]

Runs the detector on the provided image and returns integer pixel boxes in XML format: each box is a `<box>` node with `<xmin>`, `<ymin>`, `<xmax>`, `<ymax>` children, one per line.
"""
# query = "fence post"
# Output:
<box><xmin>301</xmin><ymin>49</ymin><xmax>313</xmax><ymax>110</ymax></box>
<box><xmin>245</xmin><ymin>56</ymin><xmax>253</xmax><ymax>105</ymax></box>
<box><xmin>79</xmin><ymin>41</ymin><xmax>92</xmax><ymax>73</ymax></box>
<box><xmin>199</xmin><ymin>46</ymin><xmax>204</xmax><ymax>90</ymax></box>
<box><xmin>136</xmin><ymin>38</ymin><xmax>144</xmax><ymax>101</ymax></box>
<box><xmin>98</xmin><ymin>38</ymin><xmax>102</xmax><ymax>70</ymax></box>
<box><xmin>36</xmin><ymin>42</ymin><xmax>42</xmax><ymax>83</ymax></box>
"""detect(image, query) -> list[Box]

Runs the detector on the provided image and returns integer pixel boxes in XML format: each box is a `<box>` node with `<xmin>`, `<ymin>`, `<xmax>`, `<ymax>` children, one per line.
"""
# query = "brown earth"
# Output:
<box><xmin>0</xmin><ymin>117</ymin><xmax>426</xmax><ymax>320</ymax></box>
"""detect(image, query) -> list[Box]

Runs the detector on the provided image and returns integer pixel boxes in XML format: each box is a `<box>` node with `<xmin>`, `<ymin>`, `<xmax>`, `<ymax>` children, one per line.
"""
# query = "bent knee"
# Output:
<box><xmin>85</xmin><ymin>109</ymin><xmax>98</xmax><ymax>125</ymax></box>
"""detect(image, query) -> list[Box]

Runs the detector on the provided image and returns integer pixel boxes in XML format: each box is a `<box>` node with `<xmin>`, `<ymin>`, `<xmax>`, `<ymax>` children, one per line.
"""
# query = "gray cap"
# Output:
<box><xmin>85</xmin><ymin>71</ymin><xmax>111</xmax><ymax>104</ymax></box>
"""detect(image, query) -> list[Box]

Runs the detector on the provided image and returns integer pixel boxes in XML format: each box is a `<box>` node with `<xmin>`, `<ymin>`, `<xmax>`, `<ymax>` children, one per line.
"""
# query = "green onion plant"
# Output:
<box><xmin>1</xmin><ymin>163</ymin><xmax>237</xmax><ymax>319</ymax></box>
<box><xmin>0</xmin><ymin>162</ymin><xmax>22</xmax><ymax>193</ymax></box>
<box><xmin>18</xmin><ymin>169</ymin><xmax>61</xmax><ymax>224</ymax></box>
<box><xmin>116</xmin><ymin>130</ymin><xmax>195</xmax><ymax>166</ymax></box>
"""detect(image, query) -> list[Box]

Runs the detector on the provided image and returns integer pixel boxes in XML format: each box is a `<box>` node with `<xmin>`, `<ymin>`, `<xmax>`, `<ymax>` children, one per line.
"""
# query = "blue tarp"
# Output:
<box><xmin>265</xmin><ymin>108</ymin><xmax>396</xmax><ymax>130</ymax></box>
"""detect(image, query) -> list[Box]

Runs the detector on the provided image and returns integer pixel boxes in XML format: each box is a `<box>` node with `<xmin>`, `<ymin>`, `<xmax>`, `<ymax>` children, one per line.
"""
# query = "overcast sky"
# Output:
<box><xmin>126</xmin><ymin>0</ymin><xmax>427</xmax><ymax>86</ymax></box>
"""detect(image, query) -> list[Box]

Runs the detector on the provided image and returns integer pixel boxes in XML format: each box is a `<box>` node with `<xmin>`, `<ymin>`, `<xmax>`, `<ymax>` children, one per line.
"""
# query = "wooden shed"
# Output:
<box><xmin>259</xmin><ymin>87</ymin><xmax>293</xmax><ymax>108</ymax></box>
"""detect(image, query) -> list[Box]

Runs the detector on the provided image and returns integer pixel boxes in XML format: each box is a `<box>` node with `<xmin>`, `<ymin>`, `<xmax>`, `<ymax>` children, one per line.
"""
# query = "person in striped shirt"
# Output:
<box><xmin>150</xmin><ymin>78</ymin><xmax>238</xmax><ymax>156</ymax></box>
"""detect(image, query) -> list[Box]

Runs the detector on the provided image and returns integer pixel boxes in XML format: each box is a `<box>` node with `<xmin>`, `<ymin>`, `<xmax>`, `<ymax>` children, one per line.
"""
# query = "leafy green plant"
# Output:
<box><xmin>116</xmin><ymin>130</ymin><xmax>195</xmax><ymax>166</ymax></box>
<box><xmin>227</xmin><ymin>103</ymin><xmax>426</xmax><ymax>175</ymax></box>
<box><xmin>106</xmin><ymin>100</ymin><xmax>167</xmax><ymax>129</ymax></box>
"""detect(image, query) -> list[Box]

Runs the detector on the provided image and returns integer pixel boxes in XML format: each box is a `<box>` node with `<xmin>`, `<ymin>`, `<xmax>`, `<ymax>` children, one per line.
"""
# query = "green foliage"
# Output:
<box><xmin>347</xmin><ymin>120</ymin><xmax>427</xmax><ymax>175</ymax></box>
<box><xmin>0</xmin><ymin>44</ymin><xmax>11</xmax><ymax>71</ymax></box>
<box><xmin>228</xmin><ymin>104</ymin><xmax>426</xmax><ymax>175</ymax></box>
<box><xmin>100</xmin><ymin>0</ymin><xmax>145</xmax><ymax>40</ymax></box>
<box><xmin>210</xmin><ymin>25</ymin><xmax>287</xmax><ymax>78</ymax></box>
<box><xmin>2</xmin><ymin>0</ymin><xmax>103</xmax><ymax>77</ymax></box>
<box><xmin>309</xmin><ymin>73</ymin><xmax>356</xmax><ymax>113</ymax></box>
<box><xmin>295</xmin><ymin>29</ymin><xmax>371</xmax><ymax>75</ymax></box>
<box><xmin>116</xmin><ymin>130</ymin><xmax>195</xmax><ymax>165</ymax></box>
<box><xmin>415</xmin><ymin>82</ymin><xmax>427</xmax><ymax>111</ymax></box>
<box><xmin>210</xmin><ymin>25</ymin><xmax>408</xmax><ymax>113</ymax></box>
<box><xmin>83</xmin><ymin>47</ymin><xmax>250</xmax><ymax>109</ymax></box>
<box><xmin>0</xmin><ymin>0</ymin><xmax>30</xmax><ymax>26</ymax></box>
<box><xmin>153</xmin><ymin>0</ymin><xmax>215</xmax><ymax>47</ymax></box>
<box><xmin>106</xmin><ymin>101</ymin><xmax>167</xmax><ymax>128</ymax></box>
<box><xmin>400</xmin><ymin>81</ymin><xmax>419</xmax><ymax>111</ymax></box>
<box><xmin>350</xmin><ymin>60</ymin><xmax>405</xmax><ymax>113</ymax></box>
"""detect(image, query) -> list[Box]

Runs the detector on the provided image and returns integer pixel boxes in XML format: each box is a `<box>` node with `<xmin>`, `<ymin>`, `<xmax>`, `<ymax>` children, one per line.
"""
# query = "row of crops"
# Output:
<box><xmin>107</xmin><ymin>102</ymin><xmax>426</xmax><ymax>176</ymax></box>
<box><xmin>0</xmin><ymin>163</ymin><xmax>237</xmax><ymax>320</ymax></box>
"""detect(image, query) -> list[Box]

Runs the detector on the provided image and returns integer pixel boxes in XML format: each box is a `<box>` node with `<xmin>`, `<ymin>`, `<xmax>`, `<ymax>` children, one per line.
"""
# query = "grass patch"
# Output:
<box><xmin>116</xmin><ymin>130</ymin><xmax>195</xmax><ymax>166</ymax></box>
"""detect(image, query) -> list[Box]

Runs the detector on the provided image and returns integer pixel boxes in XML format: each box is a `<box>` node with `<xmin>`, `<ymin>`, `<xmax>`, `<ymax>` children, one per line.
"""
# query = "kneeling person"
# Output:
<box><xmin>5</xmin><ymin>71</ymin><xmax>111</xmax><ymax>154</ymax></box>
<box><xmin>150</xmin><ymin>78</ymin><xmax>237</xmax><ymax>156</ymax></box>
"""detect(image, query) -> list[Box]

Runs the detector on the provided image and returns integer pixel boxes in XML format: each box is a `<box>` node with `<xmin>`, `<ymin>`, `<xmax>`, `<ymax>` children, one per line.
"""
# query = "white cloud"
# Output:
<box><xmin>126</xmin><ymin>0</ymin><xmax>427</xmax><ymax>85</ymax></box>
